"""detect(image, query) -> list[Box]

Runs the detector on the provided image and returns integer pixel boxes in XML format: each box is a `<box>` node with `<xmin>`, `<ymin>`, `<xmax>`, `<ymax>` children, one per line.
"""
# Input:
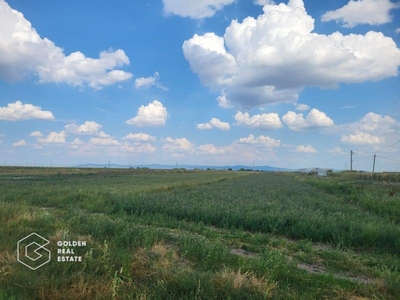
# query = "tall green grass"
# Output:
<box><xmin>1</xmin><ymin>167</ymin><xmax>399</xmax><ymax>299</ymax></box>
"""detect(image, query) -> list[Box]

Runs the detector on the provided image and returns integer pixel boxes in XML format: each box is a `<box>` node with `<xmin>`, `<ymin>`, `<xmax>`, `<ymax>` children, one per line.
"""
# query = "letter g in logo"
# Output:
<box><xmin>17</xmin><ymin>233</ymin><xmax>51</xmax><ymax>270</ymax></box>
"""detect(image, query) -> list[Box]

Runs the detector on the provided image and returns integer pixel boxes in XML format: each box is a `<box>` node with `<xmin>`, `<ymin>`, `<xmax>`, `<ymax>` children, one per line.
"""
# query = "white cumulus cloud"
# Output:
<box><xmin>295</xmin><ymin>103</ymin><xmax>310</xmax><ymax>111</ymax></box>
<box><xmin>234</xmin><ymin>111</ymin><xmax>282</xmax><ymax>129</ymax></box>
<box><xmin>197</xmin><ymin>118</ymin><xmax>230</xmax><ymax>130</ymax></box>
<box><xmin>65</xmin><ymin>121</ymin><xmax>102</xmax><ymax>135</ymax></box>
<box><xmin>29</xmin><ymin>131</ymin><xmax>43</xmax><ymax>137</ymax></box>
<box><xmin>238</xmin><ymin>134</ymin><xmax>281</xmax><ymax>148</ymax></box>
<box><xmin>38</xmin><ymin>131</ymin><xmax>66</xmax><ymax>144</ymax></box>
<box><xmin>325</xmin><ymin>112</ymin><xmax>399</xmax><ymax>155</ymax></box>
<box><xmin>183</xmin><ymin>33</ymin><xmax>237</xmax><ymax>88</ymax></box>
<box><xmin>96</xmin><ymin>131</ymin><xmax>112</xmax><ymax>138</ymax></box>
<box><xmin>321</xmin><ymin>0</ymin><xmax>400</xmax><ymax>28</ymax></box>
<box><xmin>68</xmin><ymin>138</ymin><xmax>84</xmax><ymax>150</ymax></box>
<box><xmin>183</xmin><ymin>0</ymin><xmax>400</xmax><ymax>109</ymax></box>
<box><xmin>162</xmin><ymin>137</ymin><xmax>194</xmax><ymax>152</ymax></box>
<box><xmin>0</xmin><ymin>101</ymin><xmax>54</xmax><ymax>121</ymax></box>
<box><xmin>210</xmin><ymin>118</ymin><xmax>230</xmax><ymax>131</ymax></box>
<box><xmin>0</xmin><ymin>0</ymin><xmax>132</xmax><ymax>88</ymax></box>
<box><xmin>295</xmin><ymin>144</ymin><xmax>317</xmax><ymax>153</ymax></box>
<box><xmin>134</xmin><ymin>72</ymin><xmax>168</xmax><ymax>91</ymax></box>
<box><xmin>89</xmin><ymin>134</ymin><xmax>120</xmax><ymax>146</ymax></box>
<box><xmin>196</xmin><ymin>123</ymin><xmax>213</xmax><ymax>130</ymax></box>
<box><xmin>163</xmin><ymin>0</ymin><xmax>235</xmax><ymax>19</ymax></box>
<box><xmin>358</xmin><ymin>112</ymin><xmax>396</xmax><ymax>131</ymax></box>
<box><xmin>126</xmin><ymin>100</ymin><xmax>168</xmax><ymax>127</ymax></box>
<box><xmin>254</xmin><ymin>0</ymin><xmax>275</xmax><ymax>5</ymax></box>
<box><xmin>328</xmin><ymin>146</ymin><xmax>345</xmax><ymax>155</ymax></box>
<box><xmin>282</xmin><ymin>108</ymin><xmax>334</xmax><ymax>131</ymax></box>
<box><xmin>71</xmin><ymin>138</ymin><xmax>84</xmax><ymax>145</ymax></box>
<box><xmin>120</xmin><ymin>142</ymin><xmax>156</xmax><ymax>153</ymax></box>
<box><xmin>122</xmin><ymin>133</ymin><xmax>156</xmax><ymax>142</ymax></box>
<box><xmin>197</xmin><ymin>144</ymin><xmax>226</xmax><ymax>154</ymax></box>
<box><xmin>216</xmin><ymin>93</ymin><xmax>232</xmax><ymax>108</ymax></box>
<box><xmin>12</xmin><ymin>139</ymin><xmax>26</xmax><ymax>147</ymax></box>
<box><xmin>341</xmin><ymin>130</ymin><xmax>384</xmax><ymax>145</ymax></box>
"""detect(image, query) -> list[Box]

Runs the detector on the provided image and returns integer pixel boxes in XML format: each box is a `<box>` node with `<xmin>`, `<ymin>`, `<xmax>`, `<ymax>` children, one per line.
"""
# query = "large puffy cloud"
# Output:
<box><xmin>183</xmin><ymin>33</ymin><xmax>237</xmax><ymax>87</ymax></box>
<box><xmin>321</xmin><ymin>0</ymin><xmax>400</xmax><ymax>28</ymax></box>
<box><xmin>282</xmin><ymin>108</ymin><xmax>334</xmax><ymax>131</ymax></box>
<box><xmin>329</xmin><ymin>112</ymin><xmax>399</xmax><ymax>135</ymax></box>
<box><xmin>0</xmin><ymin>101</ymin><xmax>54</xmax><ymax>121</ymax></box>
<box><xmin>0</xmin><ymin>0</ymin><xmax>132</xmax><ymax>88</ymax></box>
<box><xmin>65</xmin><ymin>121</ymin><xmax>102</xmax><ymax>135</ymax></box>
<box><xmin>36</xmin><ymin>50</ymin><xmax>132</xmax><ymax>89</ymax></box>
<box><xmin>325</xmin><ymin>112</ymin><xmax>399</xmax><ymax>152</ymax></box>
<box><xmin>126</xmin><ymin>100</ymin><xmax>168</xmax><ymax>127</ymax></box>
<box><xmin>329</xmin><ymin>111</ymin><xmax>399</xmax><ymax>138</ymax></box>
<box><xmin>163</xmin><ymin>0</ymin><xmax>235</xmax><ymax>19</ymax></box>
<box><xmin>183</xmin><ymin>0</ymin><xmax>400</xmax><ymax>109</ymax></box>
<box><xmin>234</xmin><ymin>111</ymin><xmax>282</xmax><ymax>129</ymax></box>
<box><xmin>238</xmin><ymin>134</ymin><xmax>281</xmax><ymax>148</ymax></box>
<box><xmin>162</xmin><ymin>137</ymin><xmax>194</xmax><ymax>152</ymax></box>
<box><xmin>358</xmin><ymin>112</ymin><xmax>397</xmax><ymax>131</ymax></box>
<box><xmin>197</xmin><ymin>118</ymin><xmax>230</xmax><ymax>130</ymax></box>
<box><xmin>341</xmin><ymin>130</ymin><xmax>384</xmax><ymax>145</ymax></box>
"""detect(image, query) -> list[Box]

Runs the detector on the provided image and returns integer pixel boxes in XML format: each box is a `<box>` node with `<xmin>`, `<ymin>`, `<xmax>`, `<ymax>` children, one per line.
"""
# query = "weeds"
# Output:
<box><xmin>0</xmin><ymin>167</ymin><xmax>399</xmax><ymax>299</ymax></box>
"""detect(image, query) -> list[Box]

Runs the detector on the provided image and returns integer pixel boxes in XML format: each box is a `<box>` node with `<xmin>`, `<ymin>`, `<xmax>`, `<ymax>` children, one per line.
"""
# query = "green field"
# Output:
<box><xmin>1</xmin><ymin>167</ymin><xmax>400</xmax><ymax>299</ymax></box>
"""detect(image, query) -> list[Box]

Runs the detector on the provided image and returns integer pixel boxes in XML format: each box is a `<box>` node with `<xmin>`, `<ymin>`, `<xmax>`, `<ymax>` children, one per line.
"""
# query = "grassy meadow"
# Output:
<box><xmin>0</xmin><ymin>167</ymin><xmax>399</xmax><ymax>299</ymax></box>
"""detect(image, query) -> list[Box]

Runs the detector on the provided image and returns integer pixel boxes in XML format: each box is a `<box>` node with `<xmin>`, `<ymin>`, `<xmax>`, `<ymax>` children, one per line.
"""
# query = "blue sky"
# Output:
<box><xmin>0</xmin><ymin>0</ymin><xmax>399</xmax><ymax>171</ymax></box>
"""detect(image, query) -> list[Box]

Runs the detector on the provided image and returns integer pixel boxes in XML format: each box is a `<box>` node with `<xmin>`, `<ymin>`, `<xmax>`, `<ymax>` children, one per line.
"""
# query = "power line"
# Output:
<box><xmin>374</xmin><ymin>139</ymin><xmax>400</xmax><ymax>154</ymax></box>
<box><xmin>377</xmin><ymin>155</ymin><xmax>400</xmax><ymax>163</ymax></box>
<box><xmin>353</xmin><ymin>151</ymin><xmax>374</xmax><ymax>158</ymax></box>
<box><xmin>353</xmin><ymin>156</ymin><xmax>374</xmax><ymax>161</ymax></box>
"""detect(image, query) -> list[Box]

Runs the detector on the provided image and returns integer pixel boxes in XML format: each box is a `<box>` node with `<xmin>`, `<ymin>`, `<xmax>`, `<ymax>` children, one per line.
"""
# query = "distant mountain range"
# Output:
<box><xmin>74</xmin><ymin>163</ymin><xmax>292</xmax><ymax>172</ymax></box>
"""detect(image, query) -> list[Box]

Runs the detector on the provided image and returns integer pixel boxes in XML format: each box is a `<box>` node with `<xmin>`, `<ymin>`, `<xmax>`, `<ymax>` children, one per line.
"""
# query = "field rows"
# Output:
<box><xmin>1</xmin><ymin>168</ymin><xmax>399</xmax><ymax>299</ymax></box>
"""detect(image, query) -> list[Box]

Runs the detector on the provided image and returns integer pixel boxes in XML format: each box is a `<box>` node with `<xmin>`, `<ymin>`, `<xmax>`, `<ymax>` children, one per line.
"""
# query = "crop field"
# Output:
<box><xmin>1</xmin><ymin>167</ymin><xmax>400</xmax><ymax>299</ymax></box>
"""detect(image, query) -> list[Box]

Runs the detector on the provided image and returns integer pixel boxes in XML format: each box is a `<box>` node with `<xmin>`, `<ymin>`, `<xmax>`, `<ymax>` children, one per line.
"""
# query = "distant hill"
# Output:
<box><xmin>74</xmin><ymin>163</ymin><xmax>292</xmax><ymax>172</ymax></box>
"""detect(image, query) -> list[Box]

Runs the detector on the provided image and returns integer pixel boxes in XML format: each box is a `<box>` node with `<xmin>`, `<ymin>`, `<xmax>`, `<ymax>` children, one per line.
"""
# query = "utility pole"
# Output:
<box><xmin>350</xmin><ymin>150</ymin><xmax>353</xmax><ymax>171</ymax></box>
<box><xmin>372</xmin><ymin>154</ymin><xmax>376</xmax><ymax>173</ymax></box>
